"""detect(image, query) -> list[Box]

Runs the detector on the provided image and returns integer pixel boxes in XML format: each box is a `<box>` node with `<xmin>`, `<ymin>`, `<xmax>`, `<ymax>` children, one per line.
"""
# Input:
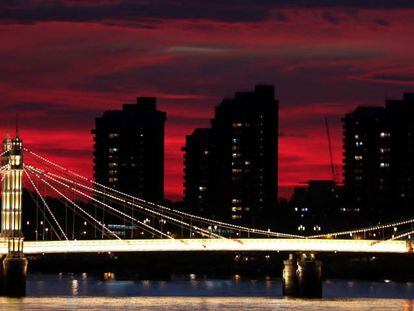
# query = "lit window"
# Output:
<box><xmin>109</xmin><ymin>148</ymin><xmax>119</xmax><ymax>153</ymax></box>
<box><xmin>199</xmin><ymin>186</ymin><xmax>207</xmax><ymax>192</ymax></box>
<box><xmin>108</xmin><ymin>133</ymin><xmax>119</xmax><ymax>139</ymax></box>
<box><xmin>379</xmin><ymin>148</ymin><xmax>390</xmax><ymax>154</ymax></box>
<box><xmin>244</xmin><ymin>161</ymin><xmax>251</xmax><ymax>166</ymax></box>
<box><xmin>108</xmin><ymin>177</ymin><xmax>118</xmax><ymax>183</ymax></box>
<box><xmin>231</xmin><ymin>215</ymin><xmax>242</xmax><ymax>219</ymax></box>
<box><xmin>380</xmin><ymin>162</ymin><xmax>390</xmax><ymax>168</ymax></box>
<box><xmin>354</xmin><ymin>155</ymin><xmax>363</xmax><ymax>160</ymax></box>
<box><xmin>380</xmin><ymin>132</ymin><xmax>391</xmax><ymax>138</ymax></box>
<box><xmin>108</xmin><ymin>162</ymin><xmax>118</xmax><ymax>168</ymax></box>
<box><xmin>231</xmin><ymin>207</ymin><xmax>242</xmax><ymax>212</ymax></box>
<box><xmin>231</xmin><ymin>198</ymin><xmax>241</xmax><ymax>204</ymax></box>
<box><xmin>354</xmin><ymin>134</ymin><xmax>360</xmax><ymax>139</ymax></box>
<box><xmin>232</xmin><ymin>168</ymin><xmax>242</xmax><ymax>173</ymax></box>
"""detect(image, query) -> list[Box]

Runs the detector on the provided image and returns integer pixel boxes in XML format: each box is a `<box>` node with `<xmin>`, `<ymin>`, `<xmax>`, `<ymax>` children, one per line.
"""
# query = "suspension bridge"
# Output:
<box><xmin>1</xmin><ymin>132</ymin><xmax>414</xmax><ymax>296</ymax></box>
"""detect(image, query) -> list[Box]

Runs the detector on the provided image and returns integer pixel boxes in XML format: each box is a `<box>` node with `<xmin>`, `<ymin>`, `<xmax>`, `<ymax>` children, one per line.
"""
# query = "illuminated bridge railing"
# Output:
<box><xmin>0</xmin><ymin>239</ymin><xmax>409</xmax><ymax>255</ymax></box>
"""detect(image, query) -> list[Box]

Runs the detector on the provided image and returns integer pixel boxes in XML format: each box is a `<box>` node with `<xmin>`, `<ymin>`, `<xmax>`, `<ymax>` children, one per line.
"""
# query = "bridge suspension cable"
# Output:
<box><xmin>388</xmin><ymin>229</ymin><xmax>414</xmax><ymax>241</ymax></box>
<box><xmin>0</xmin><ymin>164</ymin><xmax>9</xmax><ymax>173</ymax></box>
<box><xmin>26</xmin><ymin>168</ymin><xmax>122</xmax><ymax>240</ymax></box>
<box><xmin>309</xmin><ymin>218</ymin><xmax>414</xmax><ymax>239</ymax></box>
<box><xmin>23</xmin><ymin>148</ymin><xmax>301</xmax><ymax>239</ymax></box>
<box><xmin>25</xmin><ymin>165</ymin><xmax>225</xmax><ymax>239</ymax></box>
<box><xmin>26</xmin><ymin>163</ymin><xmax>295</xmax><ymax>239</ymax></box>
<box><xmin>25</xmin><ymin>187</ymin><xmax>62</xmax><ymax>241</ymax></box>
<box><xmin>25</xmin><ymin>166</ymin><xmax>174</xmax><ymax>239</ymax></box>
<box><xmin>24</xmin><ymin>169</ymin><xmax>69</xmax><ymax>241</ymax></box>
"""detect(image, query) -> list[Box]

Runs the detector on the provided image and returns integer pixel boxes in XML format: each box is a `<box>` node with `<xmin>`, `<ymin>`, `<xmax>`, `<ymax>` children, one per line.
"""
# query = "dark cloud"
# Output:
<box><xmin>0</xmin><ymin>0</ymin><xmax>269</xmax><ymax>24</ymax></box>
<box><xmin>371</xmin><ymin>74</ymin><xmax>414</xmax><ymax>83</ymax></box>
<box><xmin>374</xmin><ymin>18</ymin><xmax>391</xmax><ymax>26</ymax></box>
<box><xmin>273</xmin><ymin>11</ymin><xmax>289</xmax><ymax>22</ymax></box>
<box><xmin>321</xmin><ymin>11</ymin><xmax>341</xmax><ymax>25</ymax></box>
<box><xmin>0</xmin><ymin>102</ymin><xmax>101</xmax><ymax>130</ymax></box>
<box><xmin>1</xmin><ymin>0</ymin><xmax>414</xmax><ymax>25</ymax></box>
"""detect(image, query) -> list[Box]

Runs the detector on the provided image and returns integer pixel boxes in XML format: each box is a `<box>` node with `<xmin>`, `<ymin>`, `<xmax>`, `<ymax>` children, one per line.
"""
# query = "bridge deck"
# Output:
<box><xmin>0</xmin><ymin>238</ymin><xmax>410</xmax><ymax>254</ymax></box>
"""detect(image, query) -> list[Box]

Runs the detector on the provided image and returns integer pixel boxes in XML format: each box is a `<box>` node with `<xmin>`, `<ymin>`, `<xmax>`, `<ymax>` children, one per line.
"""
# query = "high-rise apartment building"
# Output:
<box><xmin>92</xmin><ymin>97</ymin><xmax>166</xmax><ymax>202</ymax></box>
<box><xmin>343</xmin><ymin>93</ymin><xmax>414</xmax><ymax>216</ymax></box>
<box><xmin>182</xmin><ymin>128</ymin><xmax>213</xmax><ymax>216</ymax></box>
<box><xmin>183</xmin><ymin>85</ymin><xmax>279</xmax><ymax>226</ymax></box>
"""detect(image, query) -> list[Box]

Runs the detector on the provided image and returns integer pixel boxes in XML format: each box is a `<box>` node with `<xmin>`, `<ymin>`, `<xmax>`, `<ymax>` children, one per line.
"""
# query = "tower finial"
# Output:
<box><xmin>15</xmin><ymin>113</ymin><xmax>19</xmax><ymax>138</ymax></box>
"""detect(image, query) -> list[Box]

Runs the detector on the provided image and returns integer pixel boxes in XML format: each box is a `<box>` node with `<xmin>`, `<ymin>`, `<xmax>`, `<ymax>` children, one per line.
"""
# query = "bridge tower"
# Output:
<box><xmin>0</xmin><ymin>132</ymin><xmax>27</xmax><ymax>296</ymax></box>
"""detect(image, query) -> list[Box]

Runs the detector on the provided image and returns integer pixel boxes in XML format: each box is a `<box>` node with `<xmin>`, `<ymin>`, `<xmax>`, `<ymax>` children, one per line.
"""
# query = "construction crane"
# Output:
<box><xmin>324</xmin><ymin>117</ymin><xmax>336</xmax><ymax>184</ymax></box>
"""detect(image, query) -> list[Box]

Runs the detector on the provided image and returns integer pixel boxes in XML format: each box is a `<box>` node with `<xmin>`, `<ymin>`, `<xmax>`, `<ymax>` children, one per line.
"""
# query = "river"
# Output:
<box><xmin>0</xmin><ymin>273</ymin><xmax>413</xmax><ymax>310</ymax></box>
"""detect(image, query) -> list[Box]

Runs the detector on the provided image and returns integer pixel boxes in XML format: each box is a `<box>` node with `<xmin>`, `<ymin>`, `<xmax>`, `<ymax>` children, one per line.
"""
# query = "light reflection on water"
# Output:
<box><xmin>0</xmin><ymin>297</ymin><xmax>413</xmax><ymax>311</ymax></box>
<box><xmin>0</xmin><ymin>274</ymin><xmax>413</xmax><ymax>310</ymax></box>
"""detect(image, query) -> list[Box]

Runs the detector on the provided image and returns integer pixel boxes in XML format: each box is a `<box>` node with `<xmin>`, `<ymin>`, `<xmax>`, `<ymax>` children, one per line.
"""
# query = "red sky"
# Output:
<box><xmin>1</xmin><ymin>1</ymin><xmax>414</xmax><ymax>200</ymax></box>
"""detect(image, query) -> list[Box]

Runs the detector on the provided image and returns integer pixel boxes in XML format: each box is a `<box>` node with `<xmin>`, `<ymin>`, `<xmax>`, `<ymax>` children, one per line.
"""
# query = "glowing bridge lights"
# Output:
<box><xmin>0</xmin><ymin>238</ymin><xmax>408</xmax><ymax>255</ymax></box>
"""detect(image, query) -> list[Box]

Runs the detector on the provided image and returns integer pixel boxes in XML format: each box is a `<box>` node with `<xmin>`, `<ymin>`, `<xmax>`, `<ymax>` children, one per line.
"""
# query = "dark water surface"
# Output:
<box><xmin>0</xmin><ymin>273</ymin><xmax>413</xmax><ymax>310</ymax></box>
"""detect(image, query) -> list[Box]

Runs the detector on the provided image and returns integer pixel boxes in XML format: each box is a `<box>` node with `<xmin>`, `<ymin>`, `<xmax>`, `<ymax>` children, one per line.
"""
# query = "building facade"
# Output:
<box><xmin>290</xmin><ymin>180</ymin><xmax>342</xmax><ymax>234</ymax></box>
<box><xmin>183</xmin><ymin>85</ymin><xmax>279</xmax><ymax>227</ymax></box>
<box><xmin>92</xmin><ymin>97</ymin><xmax>166</xmax><ymax>203</ymax></box>
<box><xmin>182</xmin><ymin>128</ymin><xmax>213</xmax><ymax>216</ymax></box>
<box><xmin>343</xmin><ymin>93</ymin><xmax>414</xmax><ymax>218</ymax></box>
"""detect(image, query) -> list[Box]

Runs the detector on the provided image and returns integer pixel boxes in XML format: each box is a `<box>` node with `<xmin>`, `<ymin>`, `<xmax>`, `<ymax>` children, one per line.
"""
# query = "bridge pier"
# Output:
<box><xmin>282</xmin><ymin>253</ymin><xmax>298</xmax><ymax>296</ymax></box>
<box><xmin>282</xmin><ymin>253</ymin><xmax>322</xmax><ymax>298</ymax></box>
<box><xmin>2</xmin><ymin>255</ymin><xmax>27</xmax><ymax>297</ymax></box>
